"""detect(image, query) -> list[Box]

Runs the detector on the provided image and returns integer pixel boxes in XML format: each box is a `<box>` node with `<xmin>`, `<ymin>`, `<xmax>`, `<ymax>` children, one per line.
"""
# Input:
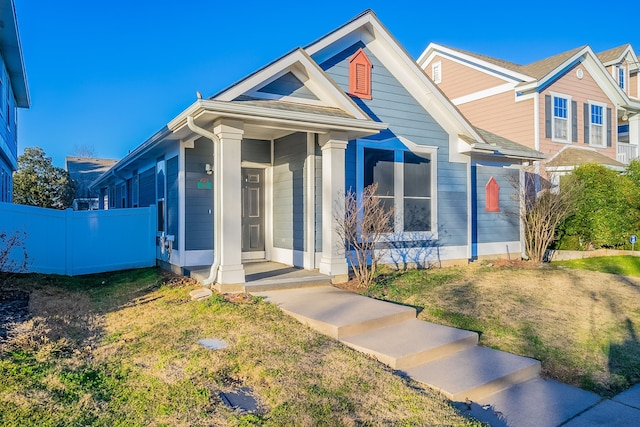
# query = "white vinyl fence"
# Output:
<box><xmin>0</xmin><ymin>202</ymin><xmax>156</xmax><ymax>276</ymax></box>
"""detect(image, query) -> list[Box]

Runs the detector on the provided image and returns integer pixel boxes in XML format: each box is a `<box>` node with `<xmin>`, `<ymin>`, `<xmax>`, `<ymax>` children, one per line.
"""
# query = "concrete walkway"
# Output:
<box><xmin>254</xmin><ymin>285</ymin><xmax>640</xmax><ymax>426</ymax></box>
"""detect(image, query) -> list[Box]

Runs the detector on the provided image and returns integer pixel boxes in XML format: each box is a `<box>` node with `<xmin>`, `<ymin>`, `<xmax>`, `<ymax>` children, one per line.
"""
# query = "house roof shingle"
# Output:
<box><xmin>597</xmin><ymin>44</ymin><xmax>631</xmax><ymax>64</ymax></box>
<box><xmin>545</xmin><ymin>146</ymin><xmax>625</xmax><ymax>169</ymax></box>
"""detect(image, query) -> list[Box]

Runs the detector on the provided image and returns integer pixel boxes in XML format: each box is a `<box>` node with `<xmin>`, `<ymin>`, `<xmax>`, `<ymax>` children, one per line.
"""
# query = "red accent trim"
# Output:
<box><xmin>349</xmin><ymin>48</ymin><xmax>372</xmax><ymax>100</ymax></box>
<box><xmin>485</xmin><ymin>177</ymin><xmax>500</xmax><ymax>212</ymax></box>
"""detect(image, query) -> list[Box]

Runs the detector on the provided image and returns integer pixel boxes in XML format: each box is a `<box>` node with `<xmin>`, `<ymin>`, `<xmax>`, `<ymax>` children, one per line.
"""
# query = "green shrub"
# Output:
<box><xmin>559</xmin><ymin>163</ymin><xmax>640</xmax><ymax>249</ymax></box>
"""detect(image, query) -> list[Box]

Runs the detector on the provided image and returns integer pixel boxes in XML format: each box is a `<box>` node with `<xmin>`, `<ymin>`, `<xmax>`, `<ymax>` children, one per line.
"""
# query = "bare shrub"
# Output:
<box><xmin>335</xmin><ymin>184</ymin><xmax>395</xmax><ymax>288</ymax></box>
<box><xmin>0</xmin><ymin>229</ymin><xmax>29</xmax><ymax>288</ymax></box>
<box><xmin>513</xmin><ymin>172</ymin><xmax>581</xmax><ymax>263</ymax></box>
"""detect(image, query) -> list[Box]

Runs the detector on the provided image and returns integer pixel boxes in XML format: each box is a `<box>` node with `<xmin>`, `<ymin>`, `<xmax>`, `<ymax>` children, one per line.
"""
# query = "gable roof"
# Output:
<box><xmin>420</xmin><ymin>42</ymin><xmax>640</xmax><ymax>110</ymax></box>
<box><xmin>518</xmin><ymin>46</ymin><xmax>587</xmax><ymax>80</ymax></box>
<box><xmin>304</xmin><ymin>10</ymin><xmax>507</xmax><ymax>154</ymax></box>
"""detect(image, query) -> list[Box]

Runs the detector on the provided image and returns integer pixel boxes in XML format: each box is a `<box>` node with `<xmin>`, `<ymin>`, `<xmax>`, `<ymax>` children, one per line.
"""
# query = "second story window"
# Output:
<box><xmin>617</xmin><ymin>66</ymin><xmax>626</xmax><ymax>90</ymax></box>
<box><xmin>553</xmin><ymin>95</ymin><xmax>569</xmax><ymax>142</ymax></box>
<box><xmin>590</xmin><ymin>103</ymin><xmax>605</xmax><ymax>147</ymax></box>
<box><xmin>432</xmin><ymin>61</ymin><xmax>442</xmax><ymax>84</ymax></box>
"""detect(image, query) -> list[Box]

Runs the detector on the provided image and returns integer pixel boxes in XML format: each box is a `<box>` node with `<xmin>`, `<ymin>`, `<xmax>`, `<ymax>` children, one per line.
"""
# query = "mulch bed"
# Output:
<box><xmin>0</xmin><ymin>289</ymin><xmax>30</xmax><ymax>341</ymax></box>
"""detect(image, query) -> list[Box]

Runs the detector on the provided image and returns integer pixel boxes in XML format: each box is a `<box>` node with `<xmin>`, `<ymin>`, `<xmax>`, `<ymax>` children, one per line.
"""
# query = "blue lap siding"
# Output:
<box><xmin>318</xmin><ymin>43</ymin><xmax>468</xmax><ymax>248</ymax></box>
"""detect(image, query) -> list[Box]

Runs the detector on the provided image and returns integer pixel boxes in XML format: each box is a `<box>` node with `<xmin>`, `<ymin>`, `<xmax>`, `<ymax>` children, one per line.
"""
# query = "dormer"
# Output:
<box><xmin>349</xmin><ymin>48</ymin><xmax>372</xmax><ymax>100</ymax></box>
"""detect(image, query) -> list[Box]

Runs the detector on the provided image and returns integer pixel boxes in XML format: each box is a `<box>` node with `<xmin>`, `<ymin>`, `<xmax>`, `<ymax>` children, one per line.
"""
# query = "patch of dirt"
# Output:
<box><xmin>332</xmin><ymin>278</ymin><xmax>366</xmax><ymax>293</ymax></box>
<box><xmin>0</xmin><ymin>289</ymin><xmax>30</xmax><ymax>341</ymax></box>
<box><xmin>223</xmin><ymin>293</ymin><xmax>256</xmax><ymax>304</ymax></box>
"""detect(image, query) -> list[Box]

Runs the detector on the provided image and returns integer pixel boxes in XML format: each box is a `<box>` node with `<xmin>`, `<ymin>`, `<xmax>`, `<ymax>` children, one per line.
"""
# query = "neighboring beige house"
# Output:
<box><xmin>417</xmin><ymin>43</ymin><xmax>640</xmax><ymax>185</ymax></box>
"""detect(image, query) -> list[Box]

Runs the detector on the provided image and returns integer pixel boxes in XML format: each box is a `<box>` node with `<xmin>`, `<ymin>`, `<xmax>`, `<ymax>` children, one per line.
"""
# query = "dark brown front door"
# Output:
<box><xmin>242</xmin><ymin>168</ymin><xmax>265</xmax><ymax>252</ymax></box>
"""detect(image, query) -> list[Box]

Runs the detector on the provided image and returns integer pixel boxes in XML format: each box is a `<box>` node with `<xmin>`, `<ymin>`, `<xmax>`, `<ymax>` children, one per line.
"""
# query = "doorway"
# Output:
<box><xmin>242</xmin><ymin>168</ymin><xmax>265</xmax><ymax>255</ymax></box>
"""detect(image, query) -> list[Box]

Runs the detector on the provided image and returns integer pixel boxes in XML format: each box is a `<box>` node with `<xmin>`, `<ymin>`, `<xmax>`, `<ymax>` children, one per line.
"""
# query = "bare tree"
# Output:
<box><xmin>335</xmin><ymin>184</ymin><xmax>395</xmax><ymax>288</ymax></box>
<box><xmin>0</xmin><ymin>230</ymin><xmax>29</xmax><ymax>289</ymax></box>
<box><xmin>514</xmin><ymin>172</ymin><xmax>580</xmax><ymax>263</ymax></box>
<box><xmin>72</xmin><ymin>144</ymin><xmax>97</xmax><ymax>158</ymax></box>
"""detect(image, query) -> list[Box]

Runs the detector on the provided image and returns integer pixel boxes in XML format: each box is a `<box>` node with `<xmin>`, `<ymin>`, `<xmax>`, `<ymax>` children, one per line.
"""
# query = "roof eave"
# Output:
<box><xmin>1</xmin><ymin>0</ymin><xmax>30</xmax><ymax>108</ymax></box>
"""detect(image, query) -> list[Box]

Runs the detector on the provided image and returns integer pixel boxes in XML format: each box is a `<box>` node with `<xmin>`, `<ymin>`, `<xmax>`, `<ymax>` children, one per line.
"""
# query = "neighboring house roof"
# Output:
<box><xmin>66</xmin><ymin>157</ymin><xmax>118</xmax><ymax>197</ymax></box>
<box><xmin>545</xmin><ymin>146</ymin><xmax>625</xmax><ymax>170</ymax></box>
<box><xmin>419</xmin><ymin>42</ymin><xmax>640</xmax><ymax>112</ymax></box>
<box><xmin>518</xmin><ymin>46</ymin><xmax>587</xmax><ymax>80</ymax></box>
<box><xmin>0</xmin><ymin>0</ymin><xmax>29</xmax><ymax>108</ymax></box>
<box><xmin>597</xmin><ymin>44</ymin><xmax>631</xmax><ymax>64</ymax></box>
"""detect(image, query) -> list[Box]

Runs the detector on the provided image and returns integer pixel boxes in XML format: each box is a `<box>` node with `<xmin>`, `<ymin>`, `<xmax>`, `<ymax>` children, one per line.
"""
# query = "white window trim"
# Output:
<box><xmin>432</xmin><ymin>61</ymin><xmax>442</xmax><ymax>84</ymax></box>
<box><xmin>550</xmin><ymin>91</ymin><xmax>572</xmax><ymax>144</ymax></box>
<box><xmin>588</xmin><ymin>100</ymin><xmax>607</xmax><ymax>148</ymax></box>
<box><xmin>617</xmin><ymin>65</ymin><xmax>626</xmax><ymax>91</ymax></box>
<box><xmin>359</xmin><ymin>137</ymin><xmax>438</xmax><ymax>240</ymax></box>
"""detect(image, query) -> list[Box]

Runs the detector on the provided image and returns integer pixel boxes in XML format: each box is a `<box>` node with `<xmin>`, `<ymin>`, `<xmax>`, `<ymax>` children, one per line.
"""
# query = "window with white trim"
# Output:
<box><xmin>432</xmin><ymin>61</ymin><xmax>442</xmax><ymax>84</ymax></box>
<box><xmin>552</xmin><ymin>95</ymin><xmax>570</xmax><ymax>142</ymax></box>
<box><xmin>589</xmin><ymin>102</ymin><xmax>606</xmax><ymax>147</ymax></box>
<box><xmin>363</xmin><ymin>145</ymin><xmax>434</xmax><ymax>233</ymax></box>
<box><xmin>617</xmin><ymin>65</ymin><xmax>626</xmax><ymax>90</ymax></box>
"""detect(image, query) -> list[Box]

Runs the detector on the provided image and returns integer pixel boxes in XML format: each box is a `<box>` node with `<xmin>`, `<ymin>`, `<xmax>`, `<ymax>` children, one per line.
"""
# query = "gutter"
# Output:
<box><xmin>186</xmin><ymin>116</ymin><xmax>220</xmax><ymax>286</ymax></box>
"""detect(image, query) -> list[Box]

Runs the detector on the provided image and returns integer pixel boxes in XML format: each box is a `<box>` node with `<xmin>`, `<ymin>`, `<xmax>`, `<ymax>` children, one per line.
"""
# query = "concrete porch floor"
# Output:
<box><xmin>185</xmin><ymin>260</ymin><xmax>331</xmax><ymax>292</ymax></box>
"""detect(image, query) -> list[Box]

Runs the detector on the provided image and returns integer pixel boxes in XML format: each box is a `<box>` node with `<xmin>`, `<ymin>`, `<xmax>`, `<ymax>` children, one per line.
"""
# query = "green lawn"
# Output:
<box><xmin>365</xmin><ymin>260</ymin><xmax>640</xmax><ymax>397</ymax></box>
<box><xmin>0</xmin><ymin>268</ymin><xmax>480</xmax><ymax>427</ymax></box>
<box><xmin>553</xmin><ymin>255</ymin><xmax>640</xmax><ymax>277</ymax></box>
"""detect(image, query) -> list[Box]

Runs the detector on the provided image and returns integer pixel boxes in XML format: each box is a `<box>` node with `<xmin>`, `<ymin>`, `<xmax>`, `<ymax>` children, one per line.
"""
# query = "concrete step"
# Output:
<box><xmin>405</xmin><ymin>346</ymin><xmax>541</xmax><ymax>402</ymax></box>
<box><xmin>253</xmin><ymin>286</ymin><xmax>416</xmax><ymax>339</ymax></box>
<box><xmin>340</xmin><ymin>319</ymin><xmax>478</xmax><ymax>370</ymax></box>
<box><xmin>243</xmin><ymin>276</ymin><xmax>331</xmax><ymax>292</ymax></box>
<box><xmin>456</xmin><ymin>378</ymin><xmax>601</xmax><ymax>427</ymax></box>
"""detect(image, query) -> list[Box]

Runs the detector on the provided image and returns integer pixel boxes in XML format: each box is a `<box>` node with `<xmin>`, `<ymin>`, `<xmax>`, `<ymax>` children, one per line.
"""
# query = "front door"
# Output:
<box><xmin>242</xmin><ymin>168</ymin><xmax>265</xmax><ymax>253</ymax></box>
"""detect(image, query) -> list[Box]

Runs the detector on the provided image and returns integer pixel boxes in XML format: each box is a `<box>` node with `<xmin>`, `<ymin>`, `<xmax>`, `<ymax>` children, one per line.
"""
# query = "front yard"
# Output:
<box><xmin>361</xmin><ymin>259</ymin><xmax>640</xmax><ymax>397</ymax></box>
<box><xmin>2</xmin><ymin>258</ymin><xmax>639</xmax><ymax>426</ymax></box>
<box><xmin>0</xmin><ymin>269</ymin><xmax>478</xmax><ymax>427</ymax></box>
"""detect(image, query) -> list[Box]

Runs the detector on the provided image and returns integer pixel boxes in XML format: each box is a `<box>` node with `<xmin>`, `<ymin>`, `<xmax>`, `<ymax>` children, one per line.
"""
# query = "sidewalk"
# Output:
<box><xmin>254</xmin><ymin>285</ymin><xmax>640</xmax><ymax>426</ymax></box>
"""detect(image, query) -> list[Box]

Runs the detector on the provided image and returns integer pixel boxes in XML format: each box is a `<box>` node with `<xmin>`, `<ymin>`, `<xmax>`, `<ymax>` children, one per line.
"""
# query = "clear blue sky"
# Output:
<box><xmin>15</xmin><ymin>0</ymin><xmax>639</xmax><ymax>167</ymax></box>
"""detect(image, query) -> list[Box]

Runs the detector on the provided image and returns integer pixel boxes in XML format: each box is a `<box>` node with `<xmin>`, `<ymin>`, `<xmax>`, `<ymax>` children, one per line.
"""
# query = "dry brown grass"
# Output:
<box><xmin>1</xmin><ymin>269</ymin><xmax>481</xmax><ymax>426</ymax></box>
<box><xmin>365</xmin><ymin>262</ymin><xmax>640</xmax><ymax>397</ymax></box>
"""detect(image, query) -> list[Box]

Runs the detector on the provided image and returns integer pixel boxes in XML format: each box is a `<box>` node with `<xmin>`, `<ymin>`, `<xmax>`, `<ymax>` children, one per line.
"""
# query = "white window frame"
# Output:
<box><xmin>432</xmin><ymin>61</ymin><xmax>442</xmax><ymax>84</ymax></box>
<box><xmin>359</xmin><ymin>137</ymin><xmax>438</xmax><ymax>239</ymax></box>
<box><xmin>588</xmin><ymin>100</ymin><xmax>607</xmax><ymax>148</ymax></box>
<box><xmin>550</xmin><ymin>92</ymin><xmax>571</xmax><ymax>143</ymax></box>
<box><xmin>617</xmin><ymin>65</ymin><xmax>626</xmax><ymax>91</ymax></box>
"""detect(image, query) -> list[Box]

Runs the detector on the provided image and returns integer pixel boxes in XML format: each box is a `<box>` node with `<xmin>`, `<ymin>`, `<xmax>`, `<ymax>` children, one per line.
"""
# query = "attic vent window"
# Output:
<box><xmin>485</xmin><ymin>177</ymin><xmax>500</xmax><ymax>212</ymax></box>
<box><xmin>349</xmin><ymin>48</ymin><xmax>372</xmax><ymax>100</ymax></box>
<box><xmin>432</xmin><ymin>61</ymin><xmax>442</xmax><ymax>84</ymax></box>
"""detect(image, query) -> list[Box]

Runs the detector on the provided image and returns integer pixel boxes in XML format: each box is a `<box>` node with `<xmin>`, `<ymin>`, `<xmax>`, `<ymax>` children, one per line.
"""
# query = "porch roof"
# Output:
<box><xmin>459</xmin><ymin>128</ymin><xmax>546</xmax><ymax>161</ymax></box>
<box><xmin>168</xmin><ymin>98</ymin><xmax>388</xmax><ymax>141</ymax></box>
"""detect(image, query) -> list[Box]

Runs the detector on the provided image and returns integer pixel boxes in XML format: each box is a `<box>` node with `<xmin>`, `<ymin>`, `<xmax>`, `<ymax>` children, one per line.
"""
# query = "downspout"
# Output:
<box><xmin>186</xmin><ymin>115</ymin><xmax>221</xmax><ymax>286</ymax></box>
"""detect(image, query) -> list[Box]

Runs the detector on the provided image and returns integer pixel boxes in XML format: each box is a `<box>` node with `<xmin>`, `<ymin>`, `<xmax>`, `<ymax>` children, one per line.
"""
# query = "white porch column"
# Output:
<box><xmin>214</xmin><ymin>119</ymin><xmax>245</xmax><ymax>286</ymax></box>
<box><xmin>318</xmin><ymin>132</ymin><xmax>349</xmax><ymax>283</ymax></box>
<box><xmin>629</xmin><ymin>114</ymin><xmax>640</xmax><ymax>147</ymax></box>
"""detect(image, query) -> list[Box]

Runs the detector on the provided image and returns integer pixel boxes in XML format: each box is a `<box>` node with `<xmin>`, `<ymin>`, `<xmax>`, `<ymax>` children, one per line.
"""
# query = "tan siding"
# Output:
<box><xmin>630</xmin><ymin>71</ymin><xmax>638</xmax><ymax>98</ymax></box>
<box><xmin>425</xmin><ymin>55</ymin><xmax>508</xmax><ymax>100</ymax></box>
<box><xmin>539</xmin><ymin>63</ymin><xmax>617</xmax><ymax>161</ymax></box>
<box><xmin>458</xmin><ymin>91</ymin><xmax>534</xmax><ymax>148</ymax></box>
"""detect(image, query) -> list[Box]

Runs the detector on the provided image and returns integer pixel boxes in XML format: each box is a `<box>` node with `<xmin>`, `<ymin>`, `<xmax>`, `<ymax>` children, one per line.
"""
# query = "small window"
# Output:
<box><xmin>485</xmin><ymin>177</ymin><xmax>500</xmax><ymax>212</ymax></box>
<box><xmin>349</xmin><ymin>48</ymin><xmax>372</xmax><ymax>100</ymax></box>
<box><xmin>552</xmin><ymin>95</ymin><xmax>570</xmax><ymax>142</ymax></box>
<box><xmin>618</xmin><ymin>65</ymin><xmax>626</xmax><ymax>90</ymax></box>
<box><xmin>432</xmin><ymin>61</ymin><xmax>442</xmax><ymax>84</ymax></box>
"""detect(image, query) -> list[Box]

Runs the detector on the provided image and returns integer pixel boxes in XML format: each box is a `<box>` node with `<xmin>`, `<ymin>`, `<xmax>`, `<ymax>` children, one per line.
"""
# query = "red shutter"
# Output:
<box><xmin>485</xmin><ymin>177</ymin><xmax>500</xmax><ymax>212</ymax></box>
<box><xmin>349</xmin><ymin>48</ymin><xmax>372</xmax><ymax>100</ymax></box>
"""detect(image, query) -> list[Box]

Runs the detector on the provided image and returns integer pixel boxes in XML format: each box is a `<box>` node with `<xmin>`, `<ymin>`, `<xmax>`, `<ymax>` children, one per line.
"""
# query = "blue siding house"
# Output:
<box><xmin>0</xmin><ymin>0</ymin><xmax>30</xmax><ymax>203</ymax></box>
<box><xmin>92</xmin><ymin>10</ymin><xmax>543</xmax><ymax>291</ymax></box>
